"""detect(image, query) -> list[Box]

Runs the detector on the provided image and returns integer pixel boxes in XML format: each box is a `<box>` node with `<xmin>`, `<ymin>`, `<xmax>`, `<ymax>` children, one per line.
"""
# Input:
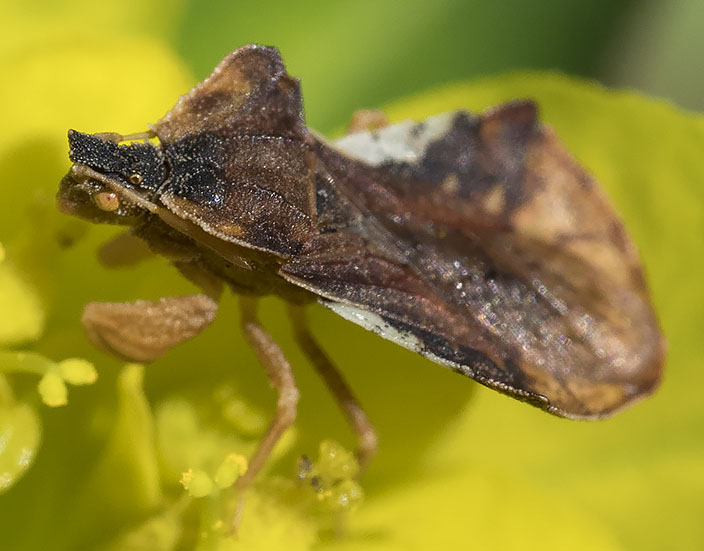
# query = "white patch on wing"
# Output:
<box><xmin>323</xmin><ymin>301</ymin><xmax>422</xmax><ymax>350</ymax></box>
<box><xmin>332</xmin><ymin>112</ymin><xmax>456</xmax><ymax>166</ymax></box>
<box><xmin>321</xmin><ymin>299</ymin><xmax>471</xmax><ymax>375</ymax></box>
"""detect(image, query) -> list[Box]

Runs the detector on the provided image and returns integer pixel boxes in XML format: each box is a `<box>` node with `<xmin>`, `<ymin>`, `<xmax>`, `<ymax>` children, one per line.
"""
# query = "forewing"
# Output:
<box><xmin>280</xmin><ymin>232</ymin><xmax>546</xmax><ymax>409</ymax></box>
<box><xmin>290</xmin><ymin>101</ymin><xmax>665</xmax><ymax>419</ymax></box>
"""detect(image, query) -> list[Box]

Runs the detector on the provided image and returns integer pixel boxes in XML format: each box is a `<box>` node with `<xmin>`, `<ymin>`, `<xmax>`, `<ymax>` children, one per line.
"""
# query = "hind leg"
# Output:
<box><xmin>288</xmin><ymin>305</ymin><xmax>377</xmax><ymax>470</ymax></box>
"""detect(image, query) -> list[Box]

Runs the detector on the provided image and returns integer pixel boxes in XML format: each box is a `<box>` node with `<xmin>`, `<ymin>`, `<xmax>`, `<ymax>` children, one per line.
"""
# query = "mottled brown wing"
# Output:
<box><xmin>282</xmin><ymin>101</ymin><xmax>665</xmax><ymax>419</ymax></box>
<box><xmin>154</xmin><ymin>44</ymin><xmax>306</xmax><ymax>143</ymax></box>
<box><xmin>158</xmin><ymin>135</ymin><xmax>316</xmax><ymax>257</ymax></box>
<box><xmin>280</xmin><ymin>231</ymin><xmax>551</xmax><ymax>411</ymax></box>
<box><xmin>152</xmin><ymin>45</ymin><xmax>317</xmax><ymax>257</ymax></box>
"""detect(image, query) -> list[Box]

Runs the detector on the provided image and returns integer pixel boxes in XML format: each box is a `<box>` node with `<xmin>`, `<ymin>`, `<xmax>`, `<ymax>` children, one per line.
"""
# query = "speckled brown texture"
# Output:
<box><xmin>58</xmin><ymin>45</ymin><xmax>664</xmax><ymax>420</ymax></box>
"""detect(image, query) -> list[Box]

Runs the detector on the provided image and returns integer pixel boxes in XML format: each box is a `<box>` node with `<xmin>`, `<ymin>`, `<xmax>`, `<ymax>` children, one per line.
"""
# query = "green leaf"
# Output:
<box><xmin>322</xmin><ymin>468</ymin><xmax>623</xmax><ymax>551</ymax></box>
<box><xmin>381</xmin><ymin>73</ymin><xmax>704</xmax><ymax>551</ymax></box>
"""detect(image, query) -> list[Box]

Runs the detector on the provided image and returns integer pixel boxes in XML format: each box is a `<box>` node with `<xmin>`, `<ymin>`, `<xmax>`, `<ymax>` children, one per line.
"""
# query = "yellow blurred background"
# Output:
<box><xmin>1</xmin><ymin>1</ymin><xmax>703</xmax><ymax>550</ymax></box>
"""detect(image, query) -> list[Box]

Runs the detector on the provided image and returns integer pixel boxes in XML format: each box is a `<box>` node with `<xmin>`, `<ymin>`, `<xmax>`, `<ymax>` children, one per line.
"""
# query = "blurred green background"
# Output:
<box><xmin>170</xmin><ymin>0</ymin><xmax>704</xmax><ymax>131</ymax></box>
<box><xmin>1</xmin><ymin>1</ymin><xmax>703</xmax><ymax>550</ymax></box>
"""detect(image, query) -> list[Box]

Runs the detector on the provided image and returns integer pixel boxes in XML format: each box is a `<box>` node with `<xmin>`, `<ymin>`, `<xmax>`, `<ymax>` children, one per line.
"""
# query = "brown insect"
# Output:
<box><xmin>57</xmin><ymin>44</ymin><xmax>665</xmax><ymax>499</ymax></box>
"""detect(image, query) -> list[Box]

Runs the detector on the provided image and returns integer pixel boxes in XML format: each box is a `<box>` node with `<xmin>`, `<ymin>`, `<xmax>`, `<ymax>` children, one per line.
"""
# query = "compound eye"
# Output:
<box><xmin>94</xmin><ymin>191</ymin><xmax>120</xmax><ymax>212</ymax></box>
<box><xmin>129</xmin><ymin>173</ymin><xmax>143</xmax><ymax>185</ymax></box>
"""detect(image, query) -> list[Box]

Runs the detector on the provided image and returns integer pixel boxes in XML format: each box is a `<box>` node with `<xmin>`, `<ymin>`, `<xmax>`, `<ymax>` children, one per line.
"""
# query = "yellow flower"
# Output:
<box><xmin>1</xmin><ymin>1</ymin><xmax>703</xmax><ymax>550</ymax></box>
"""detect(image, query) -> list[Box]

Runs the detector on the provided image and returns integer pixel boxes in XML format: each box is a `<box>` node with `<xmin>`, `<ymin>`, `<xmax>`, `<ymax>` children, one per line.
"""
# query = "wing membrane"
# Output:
<box><xmin>283</xmin><ymin>101</ymin><xmax>664</xmax><ymax>419</ymax></box>
<box><xmin>280</xmin><ymin>232</ymin><xmax>546</xmax><ymax>409</ymax></box>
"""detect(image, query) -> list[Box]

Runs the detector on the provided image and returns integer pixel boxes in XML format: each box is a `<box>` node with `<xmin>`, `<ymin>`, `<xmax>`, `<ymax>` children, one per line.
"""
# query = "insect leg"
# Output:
<box><xmin>235</xmin><ymin>297</ymin><xmax>300</xmax><ymax>488</ymax></box>
<box><xmin>288</xmin><ymin>304</ymin><xmax>377</xmax><ymax>470</ymax></box>
<box><xmin>82</xmin><ymin>294</ymin><xmax>219</xmax><ymax>362</ymax></box>
<box><xmin>97</xmin><ymin>231</ymin><xmax>154</xmax><ymax>268</ymax></box>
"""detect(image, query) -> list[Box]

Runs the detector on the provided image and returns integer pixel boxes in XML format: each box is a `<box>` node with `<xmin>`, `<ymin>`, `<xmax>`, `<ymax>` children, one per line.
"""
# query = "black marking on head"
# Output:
<box><xmin>60</xmin><ymin>131</ymin><xmax>167</xmax><ymax>225</ymax></box>
<box><xmin>68</xmin><ymin>130</ymin><xmax>166</xmax><ymax>196</ymax></box>
<box><xmin>68</xmin><ymin>130</ymin><xmax>124</xmax><ymax>172</ymax></box>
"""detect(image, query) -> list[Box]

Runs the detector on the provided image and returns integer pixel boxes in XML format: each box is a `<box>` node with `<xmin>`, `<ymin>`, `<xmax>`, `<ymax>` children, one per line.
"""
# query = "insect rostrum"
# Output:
<box><xmin>57</xmin><ymin>44</ymin><xmax>665</xmax><ymax>489</ymax></box>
